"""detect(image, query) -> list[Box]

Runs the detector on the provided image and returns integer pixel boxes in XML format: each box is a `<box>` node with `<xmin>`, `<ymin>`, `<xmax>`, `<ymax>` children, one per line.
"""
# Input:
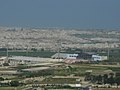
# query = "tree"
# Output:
<box><xmin>90</xmin><ymin>75</ymin><xmax>97</xmax><ymax>83</ymax></box>
<box><xmin>103</xmin><ymin>74</ymin><xmax>108</xmax><ymax>84</ymax></box>
<box><xmin>114</xmin><ymin>76</ymin><xmax>120</xmax><ymax>86</ymax></box>
<box><xmin>10</xmin><ymin>81</ymin><xmax>19</xmax><ymax>87</ymax></box>
<box><xmin>109</xmin><ymin>73</ymin><xmax>114</xmax><ymax>77</ymax></box>
<box><xmin>96</xmin><ymin>75</ymin><xmax>102</xmax><ymax>84</ymax></box>
<box><xmin>0</xmin><ymin>77</ymin><xmax>4</xmax><ymax>81</ymax></box>
<box><xmin>31</xmin><ymin>48</ymin><xmax>37</xmax><ymax>52</ymax></box>
<box><xmin>84</xmin><ymin>72</ymin><xmax>91</xmax><ymax>81</ymax></box>
<box><xmin>107</xmin><ymin>76</ymin><xmax>114</xmax><ymax>85</ymax></box>
<box><xmin>68</xmin><ymin>66</ymin><xmax>73</xmax><ymax>71</ymax></box>
<box><xmin>41</xmin><ymin>48</ymin><xmax>44</xmax><ymax>51</ymax></box>
<box><xmin>3</xmin><ymin>63</ymin><xmax>9</xmax><ymax>66</ymax></box>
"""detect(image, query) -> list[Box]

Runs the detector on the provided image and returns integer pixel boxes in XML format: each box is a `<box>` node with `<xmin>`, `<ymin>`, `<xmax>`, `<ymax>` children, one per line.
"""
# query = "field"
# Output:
<box><xmin>53</xmin><ymin>63</ymin><xmax>117</xmax><ymax>77</ymax></box>
<box><xmin>0</xmin><ymin>87</ymin><xmax>23</xmax><ymax>90</ymax></box>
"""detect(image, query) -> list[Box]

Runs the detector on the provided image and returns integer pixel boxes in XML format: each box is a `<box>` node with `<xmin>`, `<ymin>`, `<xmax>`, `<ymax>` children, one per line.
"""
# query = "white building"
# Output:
<box><xmin>92</xmin><ymin>55</ymin><xmax>107</xmax><ymax>61</ymax></box>
<box><xmin>51</xmin><ymin>53</ymin><xmax>78</xmax><ymax>59</ymax></box>
<box><xmin>66</xmin><ymin>54</ymin><xmax>78</xmax><ymax>59</ymax></box>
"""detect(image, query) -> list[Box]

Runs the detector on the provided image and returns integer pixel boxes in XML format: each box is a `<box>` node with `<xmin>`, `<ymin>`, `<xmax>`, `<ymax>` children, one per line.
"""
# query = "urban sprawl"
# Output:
<box><xmin>0</xmin><ymin>27</ymin><xmax>119</xmax><ymax>50</ymax></box>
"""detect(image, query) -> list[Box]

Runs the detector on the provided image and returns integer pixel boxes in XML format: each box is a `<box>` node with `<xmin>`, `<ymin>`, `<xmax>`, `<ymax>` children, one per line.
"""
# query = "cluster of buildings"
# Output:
<box><xmin>0</xmin><ymin>52</ymin><xmax>107</xmax><ymax>66</ymax></box>
<box><xmin>51</xmin><ymin>52</ymin><xmax>108</xmax><ymax>64</ymax></box>
<box><xmin>0</xmin><ymin>27</ymin><xmax>119</xmax><ymax>51</ymax></box>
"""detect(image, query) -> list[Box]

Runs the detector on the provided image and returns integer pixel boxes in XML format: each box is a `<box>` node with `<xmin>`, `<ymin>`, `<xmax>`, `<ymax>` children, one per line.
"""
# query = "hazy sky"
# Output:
<box><xmin>0</xmin><ymin>0</ymin><xmax>120</xmax><ymax>29</ymax></box>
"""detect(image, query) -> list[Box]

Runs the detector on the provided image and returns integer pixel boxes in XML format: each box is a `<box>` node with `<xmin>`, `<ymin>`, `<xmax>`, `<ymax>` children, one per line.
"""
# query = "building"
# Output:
<box><xmin>67</xmin><ymin>54</ymin><xmax>78</xmax><ymax>59</ymax></box>
<box><xmin>92</xmin><ymin>55</ymin><xmax>107</xmax><ymax>61</ymax></box>
<box><xmin>51</xmin><ymin>53</ymin><xmax>78</xmax><ymax>59</ymax></box>
<box><xmin>77</xmin><ymin>52</ymin><xmax>94</xmax><ymax>60</ymax></box>
<box><xmin>51</xmin><ymin>53</ymin><xmax>67</xmax><ymax>59</ymax></box>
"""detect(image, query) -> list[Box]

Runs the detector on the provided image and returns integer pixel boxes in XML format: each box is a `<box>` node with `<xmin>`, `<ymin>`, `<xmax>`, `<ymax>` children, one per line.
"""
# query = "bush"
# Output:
<box><xmin>10</xmin><ymin>80</ymin><xmax>19</xmax><ymax>87</ymax></box>
<box><xmin>3</xmin><ymin>63</ymin><xmax>9</xmax><ymax>66</ymax></box>
<box><xmin>0</xmin><ymin>77</ymin><xmax>4</xmax><ymax>81</ymax></box>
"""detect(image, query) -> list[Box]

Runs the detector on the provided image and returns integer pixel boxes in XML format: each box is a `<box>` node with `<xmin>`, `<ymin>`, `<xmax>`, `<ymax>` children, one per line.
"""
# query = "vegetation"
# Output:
<box><xmin>41</xmin><ymin>78</ymin><xmax>77</xmax><ymax>84</ymax></box>
<box><xmin>3</xmin><ymin>63</ymin><xmax>9</xmax><ymax>66</ymax></box>
<box><xmin>85</xmin><ymin>72</ymin><xmax>120</xmax><ymax>86</ymax></box>
<box><xmin>0</xmin><ymin>77</ymin><xmax>4</xmax><ymax>81</ymax></box>
<box><xmin>20</xmin><ymin>69</ymin><xmax>54</xmax><ymax>78</ymax></box>
<box><xmin>10</xmin><ymin>80</ymin><xmax>20</xmax><ymax>87</ymax></box>
<box><xmin>0</xmin><ymin>51</ymin><xmax>56</xmax><ymax>58</ymax></box>
<box><xmin>0</xmin><ymin>87</ymin><xmax>16</xmax><ymax>90</ymax></box>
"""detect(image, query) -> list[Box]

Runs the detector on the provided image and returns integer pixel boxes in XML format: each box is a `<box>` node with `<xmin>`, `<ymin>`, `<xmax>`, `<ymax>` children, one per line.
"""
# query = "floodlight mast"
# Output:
<box><xmin>57</xmin><ymin>39</ymin><xmax>61</xmax><ymax>61</ymax></box>
<box><xmin>107</xmin><ymin>42</ymin><xmax>110</xmax><ymax>60</ymax></box>
<box><xmin>57</xmin><ymin>30</ymin><xmax>62</xmax><ymax>61</ymax></box>
<box><xmin>5</xmin><ymin>43</ymin><xmax>9</xmax><ymax>63</ymax></box>
<box><xmin>107</xmin><ymin>32</ymin><xmax>110</xmax><ymax>60</ymax></box>
<box><xmin>7</xmin><ymin>44</ymin><xmax>8</xmax><ymax>60</ymax></box>
<box><xmin>58</xmin><ymin>40</ymin><xmax>60</xmax><ymax>60</ymax></box>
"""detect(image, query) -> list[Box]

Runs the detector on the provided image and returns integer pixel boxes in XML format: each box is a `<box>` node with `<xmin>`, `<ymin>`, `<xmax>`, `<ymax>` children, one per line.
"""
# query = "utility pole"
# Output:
<box><xmin>26</xmin><ymin>45</ymin><xmax>29</xmax><ymax>56</ymax></box>
<box><xmin>7</xmin><ymin>44</ymin><xmax>8</xmax><ymax>60</ymax></box>
<box><xmin>5</xmin><ymin>43</ymin><xmax>9</xmax><ymax>63</ymax></box>
<box><xmin>57</xmin><ymin>39</ymin><xmax>61</xmax><ymax>61</ymax></box>
<box><xmin>107</xmin><ymin>31</ymin><xmax>110</xmax><ymax>61</ymax></box>
<box><xmin>107</xmin><ymin>42</ymin><xmax>110</xmax><ymax>60</ymax></box>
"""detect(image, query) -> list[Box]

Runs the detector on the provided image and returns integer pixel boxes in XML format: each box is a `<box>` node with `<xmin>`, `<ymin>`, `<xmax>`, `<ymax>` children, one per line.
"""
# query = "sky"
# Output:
<box><xmin>0</xmin><ymin>0</ymin><xmax>120</xmax><ymax>29</ymax></box>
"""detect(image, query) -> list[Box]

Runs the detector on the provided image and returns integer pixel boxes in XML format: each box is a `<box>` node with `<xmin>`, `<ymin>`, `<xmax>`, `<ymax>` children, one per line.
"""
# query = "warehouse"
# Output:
<box><xmin>77</xmin><ymin>52</ymin><xmax>94</xmax><ymax>60</ymax></box>
<box><xmin>51</xmin><ymin>53</ymin><xmax>78</xmax><ymax>59</ymax></box>
<box><xmin>92</xmin><ymin>55</ymin><xmax>108</xmax><ymax>61</ymax></box>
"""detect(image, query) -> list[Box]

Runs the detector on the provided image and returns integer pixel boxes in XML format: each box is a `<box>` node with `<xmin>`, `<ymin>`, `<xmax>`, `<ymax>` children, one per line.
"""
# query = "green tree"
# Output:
<box><xmin>10</xmin><ymin>80</ymin><xmax>19</xmax><ymax>87</ymax></box>
<box><xmin>84</xmin><ymin>72</ymin><xmax>91</xmax><ymax>81</ymax></box>
<box><xmin>41</xmin><ymin>48</ymin><xmax>44</xmax><ymax>51</ymax></box>
<box><xmin>3</xmin><ymin>63</ymin><xmax>9</xmax><ymax>66</ymax></box>
<box><xmin>0</xmin><ymin>77</ymin><xmax>4</xmax><ymax>81</ymax></box>
<box><xmin>114</xmin><ymin>76</ymin><xmax>120</xmax><ymax>86</ymax></box>
<box><xmin>108</xmin><ymin>76</ymin><xmax>114</xmax><ymax>85</ymax></box>
<box><xmin>96</xmin><ymin>75</ymin><xmax>102</xmax><ymax>84</ymax></box>
<box><xmin>103</xmin><ymin>74</ymin><xmax>108</xmax><ymax>84</ymax></box>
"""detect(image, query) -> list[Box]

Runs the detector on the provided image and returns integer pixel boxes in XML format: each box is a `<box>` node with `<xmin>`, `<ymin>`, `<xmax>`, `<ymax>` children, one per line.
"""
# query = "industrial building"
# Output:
<box><xmin>92</xmin><ymin>55</ymin><xmax>108</xmax><ymax>61</ymax></box>
<box><xmin>0</xmin><ymin>52</ymin><xmax>108</xmax><ymax>66</ymax></box>
<box><xmin>77</xmin><ymin>52</ymin><xmax>93</xmax><ymax>60</ymax></box>
<box><xmin>52</xmin><ymin>52</ymin><xmax>107</xmax><ymax>64</ymax></box>
<box><xmin>51</xmin><ymin>53</ymin><xmax>78</xmax><ymax>59</ymax></box>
